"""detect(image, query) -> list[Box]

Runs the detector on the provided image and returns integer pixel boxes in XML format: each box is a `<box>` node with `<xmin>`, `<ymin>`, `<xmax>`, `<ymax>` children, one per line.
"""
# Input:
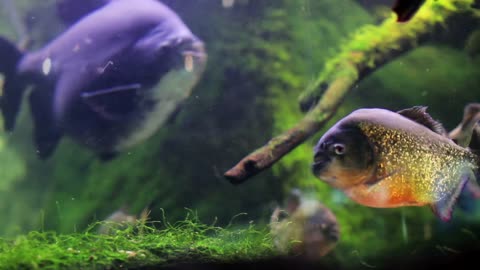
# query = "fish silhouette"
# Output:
<box><xmin>0</xmin><ymin>0</ymin><xmax>207</xmax><ymax>160</ymax></box>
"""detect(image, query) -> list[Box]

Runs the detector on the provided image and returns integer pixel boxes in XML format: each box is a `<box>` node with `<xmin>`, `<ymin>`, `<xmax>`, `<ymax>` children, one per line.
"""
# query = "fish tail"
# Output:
<box><xmin>0</xmin><ymin>36</ymin><xmax>26</xmax><ymax>131</ymax></box>
<box><xmin>431</xmin><ymin>168</ymin><xmax>480</xmax><ymax>221</ymax></box>
<box><xmin>470</xmin><ymin>144</ymin><xmax>480</xmax><ymax>181</ymax></box>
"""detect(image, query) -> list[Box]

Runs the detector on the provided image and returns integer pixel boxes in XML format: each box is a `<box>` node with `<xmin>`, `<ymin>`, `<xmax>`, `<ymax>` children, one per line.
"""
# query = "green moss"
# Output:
<box><xmin>299</xmin><ymin>0</ymin><xmax>479</xmax><ymax>105</ymax></box>
<box><xmin>0</xmin><ymin>137</ymin><xmax>26</xmax><ymax>192</ymax></box>
<box><xmin>0</xmin><ymin>213</ymin><xmax>276</xmax><ymax>270</ymax></box>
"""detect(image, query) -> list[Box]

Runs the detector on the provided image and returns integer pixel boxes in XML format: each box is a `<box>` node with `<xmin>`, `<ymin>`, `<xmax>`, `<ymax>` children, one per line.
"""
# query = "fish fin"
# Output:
<box><xmin>392</xmin><ymin>0</ymin><xmax>426</xmax><ymax>22</ymax></box>
<box><xmin>456</xmin><ymin>178</ymin><xmax>480</xmax><ymax>212</ymax></box>
<box><xmin>29</xmin><ymin>88</ymin><xmax>63</xmax><ymax>159</ymax></box>
<box><xmin>81</xmin><ymin>83</ymin><xmax>142</xmax><ymax>121</ymax></box>
<box><xmin>464</xmin><ymin>179</ymin><xmax>480</xmax><ymax>199</ymax></box>
<box><xmin>0</xmin><ymin>37</ymin><xmax>27</xmax><ymax>131</ymax></box>
<box><xmin>430</xmin><ymin>170</ymin><xmax>474</xmax><ymax>222</ymax></box>
<box><xmin>397</xmin><ymin>106</ymin><xmax>447</xmax><ymax>136</ymax></box>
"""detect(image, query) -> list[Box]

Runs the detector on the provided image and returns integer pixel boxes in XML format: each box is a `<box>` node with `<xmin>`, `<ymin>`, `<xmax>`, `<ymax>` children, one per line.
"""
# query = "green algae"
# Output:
<box><xmin>0</xmin><ymin>213</ymin><xmax>276</xmax><ymax>270</ymax></box>
<box><xmin>299</xmin><ymin>0</ymin><xmax>479</xmax><ymax>108</ymax></box>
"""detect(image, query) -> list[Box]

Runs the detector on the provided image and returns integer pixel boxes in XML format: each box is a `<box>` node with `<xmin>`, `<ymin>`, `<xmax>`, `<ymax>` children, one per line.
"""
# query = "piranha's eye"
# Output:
<box><xmin>331</xmin><ymin>143</ymin><xmax>346</xmax><ymax>156</ymax></box>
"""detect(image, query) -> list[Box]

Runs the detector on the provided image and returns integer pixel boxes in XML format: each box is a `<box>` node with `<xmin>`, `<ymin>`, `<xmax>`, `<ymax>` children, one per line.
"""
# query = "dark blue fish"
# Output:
<box><xmin>0</xmin><ymin>0</ymin><xmax>207</xmax><ymax>160</ymax></box>
<box><xmin>55</xmin><ymin>0</ymin><xmax>112</xmax><ymax>25</ymax></box>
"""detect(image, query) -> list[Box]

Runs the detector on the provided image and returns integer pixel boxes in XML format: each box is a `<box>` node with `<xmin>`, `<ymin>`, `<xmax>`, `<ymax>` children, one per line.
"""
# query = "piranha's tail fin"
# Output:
<box><xmin>431</xmin><ymin>169</ymin><xmax>480</xmax><ymax>221</ymax></box>
<box><xmin>0</xmin><ymin>37</ymin><xmax>27</xmax><ymax>132</ymax></box>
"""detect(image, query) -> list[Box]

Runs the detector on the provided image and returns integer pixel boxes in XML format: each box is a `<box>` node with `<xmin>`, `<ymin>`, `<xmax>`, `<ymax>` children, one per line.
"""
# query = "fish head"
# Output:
<box><xmin>155</xmin><ymin>35</ymin><xmax>207</xmax><ymax>83</ymax></box>
<box><xmin>312</xmin><ymin>119</ymin><xmax>375</xmax><ymax>190</ymax></box>
<box><xmin>303</xmin><ymin>206</ymin><xmax>340</xmax><ymax>258</ymax></box>
<box><xmin>149</xmin><ymin>36</ymin><xmax>207</xmax><ymax>98</ymax></box>
<box><xmin>175</xmin><ymin>36</ymin><xmax>207</xmax><ymax>77</ymax></box>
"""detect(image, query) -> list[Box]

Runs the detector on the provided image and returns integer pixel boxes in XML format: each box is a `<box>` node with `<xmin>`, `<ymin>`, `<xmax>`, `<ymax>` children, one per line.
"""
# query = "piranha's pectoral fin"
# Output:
<box><xmin>392</xmin><ymin>0</ymin><xmax>426</xmax><ymax>22</ymax></box>
<box><xmin>29</xmin><ymin>88</ymin><xmax>63</xmax><ymax>159</ymax></box>
<box><xmin>81</xmin><ymin>83</ymin><xmax>142</xmax><ymax>121</ymax></box>
<box><xmin>430</xmin><ymin>170</ymin><xmax>475</xmax><ymax>222</ymax></box>
<box><xmin>397</xmin><ymin>106</ymin><xmax>447</xmax><ymax>135</ymax></box>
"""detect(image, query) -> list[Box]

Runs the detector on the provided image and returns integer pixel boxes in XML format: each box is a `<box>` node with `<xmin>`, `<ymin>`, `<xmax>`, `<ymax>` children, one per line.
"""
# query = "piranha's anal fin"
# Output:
<box><xmin>430</xmin><ymin>170</ymin><xmax>478</xmax><ymax>222</ymax></box>
<box><xmin>29</xmin><ymin>88</ymin><xmax>63</xmax><ymax>159</ymax></box>
<box><xmin>0</xmin><ymin>37</ymin><xmax>26</xmax><ymax>131</ymax></box>
<box><xmin>397</xmin><ymin>106</ymin><xmax>448</xmax><ymax>135</ymax></box>
<box><xmin>81</xmin><ymin>83</ymin><xmax>142</xmax><ymax>121</ymax></box>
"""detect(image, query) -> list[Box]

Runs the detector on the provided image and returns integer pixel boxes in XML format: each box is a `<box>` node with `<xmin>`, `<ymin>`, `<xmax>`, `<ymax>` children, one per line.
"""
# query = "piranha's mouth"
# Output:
<box><xmin>311</xmin><ymin>152</ymin><xmax>330</xmax><ymax>177</ymax></box>
<box><xmin>178</xmin><ymin>39</ymin><xmax>207</xmax><ymax>74</ymax></box>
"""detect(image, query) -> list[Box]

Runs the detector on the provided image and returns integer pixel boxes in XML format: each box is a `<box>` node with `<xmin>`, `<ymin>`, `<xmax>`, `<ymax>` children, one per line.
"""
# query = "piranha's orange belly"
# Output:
<box><xmin>345</xmin><ymin>183</ymin><xmax>427</xmax><ymax>208</ymax></box>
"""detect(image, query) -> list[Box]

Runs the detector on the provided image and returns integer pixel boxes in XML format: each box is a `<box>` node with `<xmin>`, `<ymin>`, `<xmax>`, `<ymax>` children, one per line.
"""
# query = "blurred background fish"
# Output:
<box><xmin>0</xmin><ymin>0</ymin><xmax>207</xmax><ymax>160</ymax></box>
<box><xmin>270</xmin><ymin>189</ymin><xmax>340</xmax><ymax>260</ymax></box>
<box><xmin>449</xmin><ymin>103</ymin><xmax>480</xmax><ymax>148</ymax></box>
<box><xmin>97</xmin><ymin>206</ymin><xmax>150</xmax><ymax>235</ymax></box>
<box><xmin>312</xmin><ymin>106</ymin><xmax>480</xmax><ymax>221</ymax></box>
<box><xmin>449</xmin><ymin>103</ymin><xmax>480</xmax><ymax>213</ymax></box>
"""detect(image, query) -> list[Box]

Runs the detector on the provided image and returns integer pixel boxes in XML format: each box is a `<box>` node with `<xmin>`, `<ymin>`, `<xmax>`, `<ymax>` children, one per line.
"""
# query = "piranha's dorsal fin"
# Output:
<box><xmin>397</xmin><ymin>106</ymin><xmax>447</xmax><ymax>136</ymax></box>
<box><xmin>430</xmin><ymin>169</ymin><xmax>480</xmax><ymax>222</ymax></box>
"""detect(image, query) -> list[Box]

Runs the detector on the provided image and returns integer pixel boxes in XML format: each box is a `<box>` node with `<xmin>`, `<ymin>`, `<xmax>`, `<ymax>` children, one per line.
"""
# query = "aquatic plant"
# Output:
<box><xmin>0</xmin><ymin>213</ymin><xmax>276</xmax><ymax>270</ymax></box>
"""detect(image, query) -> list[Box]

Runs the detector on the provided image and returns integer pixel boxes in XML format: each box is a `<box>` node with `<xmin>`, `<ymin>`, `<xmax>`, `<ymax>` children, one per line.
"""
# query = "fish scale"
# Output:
<box><xmin>359</xmin><ymin>122</ymin><xmax>477</xmax><ymax>206</ymax></box>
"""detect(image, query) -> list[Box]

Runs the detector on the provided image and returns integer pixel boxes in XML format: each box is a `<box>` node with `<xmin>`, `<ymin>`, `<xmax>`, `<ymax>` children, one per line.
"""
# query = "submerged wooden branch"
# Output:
<box><xmin>224</xmin><ymin>0</ymin><xmax>479</xmax><ymax>184</ymax></box>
